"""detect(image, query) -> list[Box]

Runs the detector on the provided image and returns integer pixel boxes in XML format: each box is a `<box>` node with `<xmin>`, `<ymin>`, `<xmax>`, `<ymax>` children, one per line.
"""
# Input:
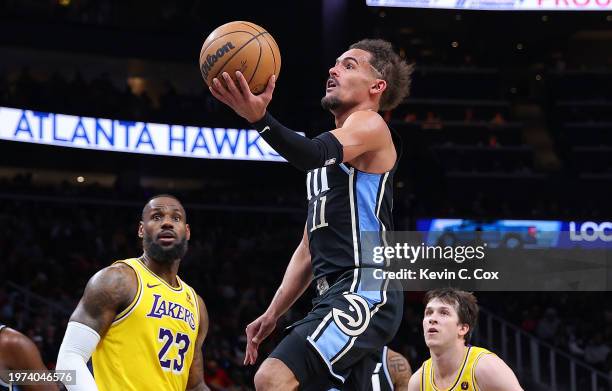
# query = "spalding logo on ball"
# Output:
<box><xmin>199</xmin><ymin>21</ymin><xmax>281</xmax><ymax>94</ymax></box>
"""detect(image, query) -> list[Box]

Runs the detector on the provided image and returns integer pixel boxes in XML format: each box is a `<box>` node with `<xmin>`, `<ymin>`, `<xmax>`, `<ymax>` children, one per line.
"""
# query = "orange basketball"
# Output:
<box><xmin>199</xmin><ymin>21</ymin><xmax>281</xmax><ymax>95</ymax></box>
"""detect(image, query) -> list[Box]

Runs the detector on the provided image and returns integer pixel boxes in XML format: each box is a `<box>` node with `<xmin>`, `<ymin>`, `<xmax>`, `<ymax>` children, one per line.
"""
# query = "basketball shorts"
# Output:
<box><xmin>269</xmin><ymin>269</ymin><xmax>403</xmax><ymax>390</ymax></box>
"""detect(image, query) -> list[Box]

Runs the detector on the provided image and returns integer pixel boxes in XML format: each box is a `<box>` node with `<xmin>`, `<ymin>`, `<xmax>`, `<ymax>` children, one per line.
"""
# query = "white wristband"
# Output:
<box><xmin>56</xmin><ymin>321</ymin><xmax>101</xmax><ymax>391</ymax></box>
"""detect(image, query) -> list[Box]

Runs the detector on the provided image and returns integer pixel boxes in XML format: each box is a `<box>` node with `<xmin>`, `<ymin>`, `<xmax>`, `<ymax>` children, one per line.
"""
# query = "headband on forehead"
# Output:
<box><xmin>368</xmin><ymin>62</ymin><xmax>383</xmax><ymax>78</ymax></box>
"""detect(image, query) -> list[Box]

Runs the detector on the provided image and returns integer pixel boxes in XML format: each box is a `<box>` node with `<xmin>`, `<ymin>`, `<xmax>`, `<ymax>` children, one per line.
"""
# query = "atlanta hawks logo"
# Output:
<box><xmin>332</xmin><ymin>293</ymin><xmax>371</xmax><ymax>337</ymax></box>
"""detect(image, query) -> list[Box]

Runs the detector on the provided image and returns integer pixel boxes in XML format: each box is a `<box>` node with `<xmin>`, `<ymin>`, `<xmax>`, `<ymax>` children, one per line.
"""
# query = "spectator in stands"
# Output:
<box><xmin>520</xmin><ymin>307</ymin><xmax>538</xmax><ymax>333</ymax></box>
<box><xmin>536</xmin><ymin>307</ymin><xmax>560</xmax><ymax>342</ymax></box>
<box><xmin>464</xmin><ymin>107</ymin><xmax>474</xmax><ymax>123</ymax></box>
<box><xmin>205</xmin><ymin>359</ymin><xmax>235</xmax><ymax>390</ymax></box>
<box><xmin>567</xmin><ymin>326</ymin><xmax>585</xmax><ymax>357</ymax></box>
<box><xmin>422</xmin><ymin>111</ymin><xmax>442</xmax><ymax>129</ymax></box>
<box><xmin>490</xmin><ymin>111</ymin><xmax>506</xmax><ymax>126</ymax></box>
<box><xmin>584</xmin><ymin>333</ymin><xmax>610</xmax><ymax>371</ymax></box>
<box><xmin>403</xmin><ymin>111</ymin><xmax>417</xmax><ymax>123</ymax></box>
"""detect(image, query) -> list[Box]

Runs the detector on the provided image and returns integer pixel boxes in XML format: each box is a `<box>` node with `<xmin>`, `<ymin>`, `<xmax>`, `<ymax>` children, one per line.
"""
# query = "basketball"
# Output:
<box><xmin>199</xmin><ymin>21</ymin><xmax>281</xmax><ymax>95</ymax></box>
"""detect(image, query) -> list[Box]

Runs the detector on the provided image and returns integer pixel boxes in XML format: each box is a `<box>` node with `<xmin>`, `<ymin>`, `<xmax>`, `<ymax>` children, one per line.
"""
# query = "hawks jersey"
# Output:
<box><xmin>92</xmin><ymin>258</ymin><xmax>200</xmax><ymax>391</ymax></box>
<box><xmin>420</xmin><ymin>346</ymin><xmax>494</xmax><ymax>391</ymax></box>
<box><xmin>371</xmin><ymin>346</ymin><xmax>394</xmax><ymax>391</ymax></box>
<box><xmin>306</xmin><ymin>141</ymin><xmax>398</xmax><ymax>281</ymax></box>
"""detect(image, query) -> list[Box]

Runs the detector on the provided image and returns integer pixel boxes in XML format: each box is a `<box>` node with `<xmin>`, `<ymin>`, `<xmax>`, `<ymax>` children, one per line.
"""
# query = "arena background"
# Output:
<box><xmin>0</xmin><ymin>1</ymin><xmax>611</xmax><ymax>390</ymax></box>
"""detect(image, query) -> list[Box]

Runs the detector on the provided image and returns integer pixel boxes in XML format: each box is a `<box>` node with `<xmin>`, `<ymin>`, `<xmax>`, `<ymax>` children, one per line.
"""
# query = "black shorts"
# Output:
<box><xmin>299</xmin><ymin>346</ymin><xmax>395</xmax><ymax>391</ymax></box>
<box><xmin>269</xmin><ymin>269</ymin><xmax>403</xmax><ymax>390</ymax></box>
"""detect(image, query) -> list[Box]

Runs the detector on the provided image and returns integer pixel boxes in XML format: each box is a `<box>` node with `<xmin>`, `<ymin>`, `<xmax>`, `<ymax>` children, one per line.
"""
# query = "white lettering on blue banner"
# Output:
<box><xmin>0</xmin><ymin>106</ymin><xmax>289</xmax><ymax>162</ymax></box>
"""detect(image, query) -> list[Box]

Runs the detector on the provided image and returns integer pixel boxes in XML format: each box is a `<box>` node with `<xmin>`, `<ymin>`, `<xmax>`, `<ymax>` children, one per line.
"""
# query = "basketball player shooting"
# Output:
<box><xmin>210</xmin><ymin>39</ymin><xmax>413</xmax><ymax>390</ymax></box>
<box><xmin>56</xmin><ymin>195</ymin><xmax>210</xmax><ymax>391</ymax></box>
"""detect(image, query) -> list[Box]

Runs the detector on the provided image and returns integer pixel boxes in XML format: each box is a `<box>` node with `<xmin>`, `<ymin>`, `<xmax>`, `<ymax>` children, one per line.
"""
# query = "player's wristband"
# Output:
<box><xmin>251</xmin><ymin>112</ymin><xmax>343</xmax><ymax>171</ymax></box>
<box><xmin>56</xmin><ymin>322</ymin><xmax>100</xmax><ymax>391</ymax></box>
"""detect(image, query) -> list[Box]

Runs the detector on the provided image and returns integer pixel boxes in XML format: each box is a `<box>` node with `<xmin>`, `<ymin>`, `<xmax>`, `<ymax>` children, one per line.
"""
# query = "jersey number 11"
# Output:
<box><xmin>307</xmin><ymin>168</ymin><xmax>329</xmax><ymax>232</ymax></box>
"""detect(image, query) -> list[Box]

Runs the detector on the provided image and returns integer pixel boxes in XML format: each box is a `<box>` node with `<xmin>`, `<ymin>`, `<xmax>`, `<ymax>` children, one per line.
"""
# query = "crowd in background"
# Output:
<box><xmin>1</xmin><ymin>2</ymin><xmax>611</xmax><ymax>389</ymax></box>
<box><xmin>0</xmin><ymin>195</ymin><xmax>611</xmax><ymax>390</ymax></box>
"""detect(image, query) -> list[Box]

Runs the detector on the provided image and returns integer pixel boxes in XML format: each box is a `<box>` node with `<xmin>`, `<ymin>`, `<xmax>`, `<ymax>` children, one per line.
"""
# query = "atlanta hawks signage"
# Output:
<box><xmin>0</xmin><ymin>106</ymin><xmax>289</xmax><ymax>162</ymax></box>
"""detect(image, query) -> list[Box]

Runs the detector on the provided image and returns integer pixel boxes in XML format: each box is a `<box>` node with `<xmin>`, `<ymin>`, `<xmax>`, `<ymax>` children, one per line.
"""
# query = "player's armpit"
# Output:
<box><xmin>387</xmin><ymin>349</ymin><xmax>412</xmax><ymax>389</ymax></box>
<box><xmin>330</xmin><ymin>110</ymin><xmax>393</xmax><ymax>164</ymax></box>
<box><xmin>474</xmin><ymin>354</ymin><xmax>523</xmax><ymax>391</ymax></box>
<box><xmin>69</xmin><ymin>263</ymin><xmax>138</xmax><ymax>336</ymax></box>
<box><xmin>186</xmin><ymin>295</ymin><xmax>210</xmax><ymax>391</ymax></box>
<box><xmin>407</xmin><ymin>367</ymin><xmax>422</xmax><ymax>391</ymax></box>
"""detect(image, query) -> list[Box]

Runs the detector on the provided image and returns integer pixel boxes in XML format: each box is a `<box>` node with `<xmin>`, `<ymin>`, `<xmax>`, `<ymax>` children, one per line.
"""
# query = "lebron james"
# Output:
<box><xmin>56</xmin><ymin>195</ymin><xmax>210</xmax><ymax>391</ymax></box>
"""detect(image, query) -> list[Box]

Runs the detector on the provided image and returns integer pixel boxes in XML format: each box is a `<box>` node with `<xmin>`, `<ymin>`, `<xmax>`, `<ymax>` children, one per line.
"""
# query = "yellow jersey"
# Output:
<box><xmin>420</xmin><ymin>346</ymin><xmax>493</xmax><ymax>391</ymax></box>
<box><xmin>92</xmin><ymin>258</ymin><xmax>200</xmax><ymax>391</ymax></box>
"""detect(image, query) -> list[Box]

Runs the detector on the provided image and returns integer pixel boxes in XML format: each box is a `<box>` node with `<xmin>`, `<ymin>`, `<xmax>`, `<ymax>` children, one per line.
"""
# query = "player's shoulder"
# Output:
<box><xmin>92</xmin><ymin>262</ymin><xmax>138</xmax><ymax>286</ymax></box>
<box><xmin>407</xmin><ymin>366</ymin><xmax>422</xmax><ymax>391</ymax></box>
<box><xmin>83</xmin><ymin>261</ymin><xmax>138</xmax><ymax>302</ymax></box>
<box><xmin>474</xmin><ymin>351</ymin><xmax>502</xmax><ymax>373</ymax></box>
<box><xmin>345</xmin><ymin>110</ymin><xmax>389</xmax><ymax>132</ymax></box>
<box><xmin>474</xmin><ymin>351</ymin><xmax>523</xmax><ymax>390</ymax></box>
<box><xmin>0</xmin><ymin>327</ymin><xmax>36</xmax><ymax>354</ymax></box>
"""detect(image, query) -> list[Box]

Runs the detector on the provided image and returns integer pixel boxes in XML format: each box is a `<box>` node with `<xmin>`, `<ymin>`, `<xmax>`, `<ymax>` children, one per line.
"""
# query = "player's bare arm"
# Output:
<box><xmin>407</xmin><ymin>367</ymin><xmax>422</xmax><ymax>391</ymax></box>
<box><xmin>0</xmin><ymin>328</ymin><xmax>58</xmax><ymax>391</ymax></box>
<box><xmin>475</xmin><ymin>354</ymin><xmax>523</xmax><ymax>391</ymax></box>
<box><xmin>386</xmin><ymin>349</ymin><xmax>412</xmax><ymax>390</ymax></box>
<box><xmin>69</xmin><ymin>263</ymin><xmax>138</xmax><ymax>334</ymax></box>
<box><xmin>210</xmin><ymin>72</ymin><xmax>393</xmax><ymax>172</ymax></box>
<box><xmin>330</xmin><ymin>110</ymin><xmax>396</xmax><ymax>172</ymax></box>
<box><xmin>186</xmin><ymin>295</ymin><xmax>211</xmax><ymax>391</ymax></box>
<box><xmin>57</xmin><ymin>263</ymin><xmax>137</xmax><ymax>390</ymax></box>
<box><xmin>244</xmin><ymin>225</ymin><xmax>313</xmax><ymax>365</ymax></box>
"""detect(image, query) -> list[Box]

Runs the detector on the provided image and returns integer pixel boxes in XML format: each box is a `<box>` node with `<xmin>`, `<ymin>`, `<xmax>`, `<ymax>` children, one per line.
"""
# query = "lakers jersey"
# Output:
<box><xmin>420</xmin><ymin>346</ymin><xmax>493</xmax><ymax>391</ymax></box>
<box><xmin>92</xmin><ymin>258</ymin><xmax>200</xmax><ymax>391</ymax></box>
<box><xmin>306</xmin><ymin>133</ymin><xmax>399</xmax><ymax>281</ymax></box>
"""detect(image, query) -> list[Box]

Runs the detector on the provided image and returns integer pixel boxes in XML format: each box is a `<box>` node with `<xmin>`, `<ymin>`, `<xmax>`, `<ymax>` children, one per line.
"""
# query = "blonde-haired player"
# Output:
<box><xmin>408</xmin><ymin>288</ymin><xmax>522</xmax><ymax>391</ymax></box>
<box><xmin>56</xmin><ymin>195</ymin><xmax>210</xmax><ymax>391</ymax></box>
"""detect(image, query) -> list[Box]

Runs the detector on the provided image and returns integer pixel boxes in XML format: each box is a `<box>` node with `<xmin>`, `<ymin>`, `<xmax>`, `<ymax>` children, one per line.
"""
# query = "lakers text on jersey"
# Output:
<box><xmin>92</xmin><ymin>258</ymin><xmax>200</xmax><ymax>391</ymax></box>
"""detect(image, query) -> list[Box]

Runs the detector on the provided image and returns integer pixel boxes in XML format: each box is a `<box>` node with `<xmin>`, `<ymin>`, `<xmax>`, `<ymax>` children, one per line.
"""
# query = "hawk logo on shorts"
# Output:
<box><xmin>332</xmin><ymin>293</ymin><xmax>371</xmax><ymax>337</ymax></box>
<box><xmin>461</xmin><ymin>381</ymin><xmax>469</xmax><ymax>390</ymax></box>
<box><xmin>324</xmin><ymin>158</ymin><xmax>336</xmax><ymax>166</ymax></box>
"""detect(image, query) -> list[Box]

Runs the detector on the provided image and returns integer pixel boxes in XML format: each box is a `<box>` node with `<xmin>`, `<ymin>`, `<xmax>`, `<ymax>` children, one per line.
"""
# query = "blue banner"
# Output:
<box><xmin>0</xmin><ymin>106</ymin><xmax>290</xmax><ymax>162</ymax></box>
<box><xmin>416</xmin><ymin>218</ymin><xmax>612</xmax><ymax>248</ymax></box>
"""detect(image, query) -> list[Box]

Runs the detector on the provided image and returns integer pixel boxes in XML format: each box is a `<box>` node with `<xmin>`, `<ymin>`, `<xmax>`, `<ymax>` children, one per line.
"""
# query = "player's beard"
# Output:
<box><xmin>321</xmin><ymin>95</ymin><xmax>342</xmax><ymax>111</ymax></box>
<box><xmin>143</xmin><ymin>234</ymin><xmax>188</xmax><ymax>264</ymax></box>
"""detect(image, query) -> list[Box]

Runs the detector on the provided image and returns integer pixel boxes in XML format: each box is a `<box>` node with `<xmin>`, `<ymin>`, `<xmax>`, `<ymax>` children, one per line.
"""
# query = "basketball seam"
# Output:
<box><xmin>248</xmin><ymin>36</ymin><xmax>264</xmax><ymax>86</ymax></box>
<box><xmin>212</xmin><ymin>31</ymin><xmax>270</xmax><ymax>83</ymax></box>
<box><xmin>259</xmin><ymin>33</ymin><xmax>278</xmax><ymax>77</ymax></box>
<box><xmin>200</xmin><ymin>30</ymin><xmax>256</xmax><ymax>63</ymax></box>
<box><xmin>238</xmin><ymin>22</ymin><xmax>263</xmax><ymax>34</ymax></box>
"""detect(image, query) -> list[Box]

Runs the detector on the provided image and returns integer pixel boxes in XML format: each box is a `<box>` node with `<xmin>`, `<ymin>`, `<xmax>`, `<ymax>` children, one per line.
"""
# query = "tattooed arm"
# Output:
<box><xmin>387</xmin><ymin>348</ymin><xmax>412</xmax><ymax>390</ymax></box>
<box><xmin>57</xmin><ymin>264</ymin><xmax>137</xmax><ymax>390</ymax></box>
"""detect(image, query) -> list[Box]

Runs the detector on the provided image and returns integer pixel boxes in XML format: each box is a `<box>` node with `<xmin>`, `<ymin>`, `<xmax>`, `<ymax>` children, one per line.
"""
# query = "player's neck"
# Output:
<box><xmin>332</xmin><ymin>102</ymin><xmax>377</xmax><ymax>128</ymax></box>
<box><xmin>141</xmin><ymin>254</ymin><xmax>181</xmax><ymax>287</ymax></box>
<box><xmin>431</xmin><ymin>344</ymin><xmax>467</xmax><ymax>381</ymax></box>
